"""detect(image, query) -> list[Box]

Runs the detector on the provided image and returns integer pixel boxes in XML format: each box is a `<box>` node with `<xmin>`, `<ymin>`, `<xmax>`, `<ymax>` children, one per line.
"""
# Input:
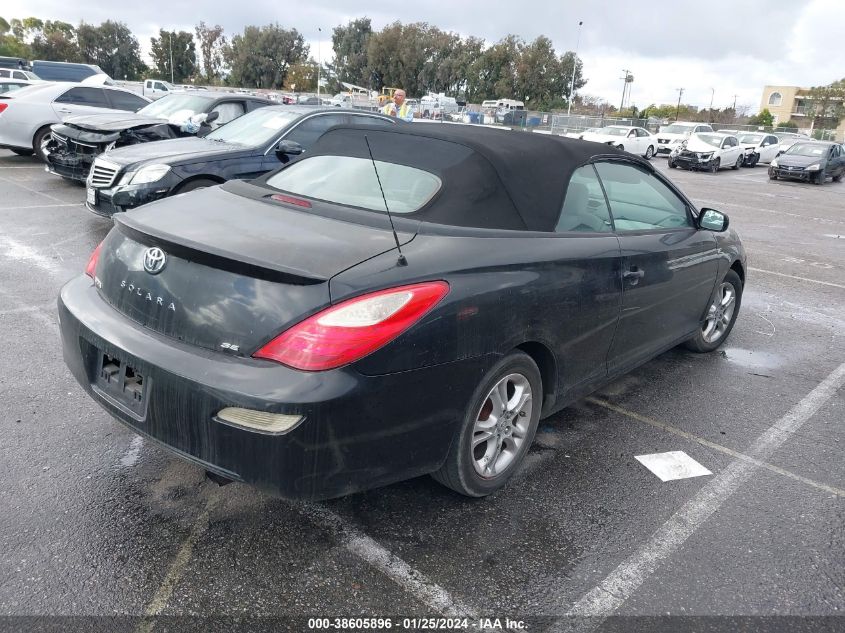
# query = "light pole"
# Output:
<box><xmin>168</xmin><ymin>32</ymin><xmax>174</xmax><ymax>84</ymax></box>
<box><xmin>675</xmin><ymin>87</ymin><xmax>684</xmax><ymax>120</ymax></box>
<box><xmin>317</xmin><ymin>27</ymin><xmax>322</xmax><ymax>101</ymax></box>
<box><xmin>566</xmin><ymin>21</ymin><xmax>583</xmax><ymax>117</ymax></box>
<box><xmin>709</xmin><ymin>87</ymin><xmax>714</xmax><ymax>123</ymax></box>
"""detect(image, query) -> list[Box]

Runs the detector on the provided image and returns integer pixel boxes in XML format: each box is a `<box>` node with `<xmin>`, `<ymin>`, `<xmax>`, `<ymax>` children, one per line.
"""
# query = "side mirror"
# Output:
<box><xmin>776</xmin><ymin>150</ymin><xmax>784</xmax><ymax>157</ymax></box>
<box><xmin>275</xmin><ymin>139</ymin><xmax>304</xmax><ymax>157</ymax></box>
<box><xmin>699</xmin><ymin>208</ymin><xmax>729</xmax><ymax>232</ymax></box>
<box><xmin>205</xmin><ymin>111</ymin><xmax>220</xmax><ymax>124</ymax></box>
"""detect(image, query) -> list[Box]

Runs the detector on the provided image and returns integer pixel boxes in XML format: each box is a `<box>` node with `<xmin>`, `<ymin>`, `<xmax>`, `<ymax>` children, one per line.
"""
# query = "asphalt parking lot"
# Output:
<box><xmin>0</xmin><ymin>146</ymin><xmax>842</xmax><ymax>633</ymax></box>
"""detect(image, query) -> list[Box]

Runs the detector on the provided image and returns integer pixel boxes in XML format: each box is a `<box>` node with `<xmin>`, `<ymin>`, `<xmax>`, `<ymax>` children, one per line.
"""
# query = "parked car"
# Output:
<box><xmin>576</xmin><ymin>127</ymin><xmax>602</xmax><ymax>139</ymax></box>
<box><xmin>84</xmin><ymin>106</ymin><xmax>396</xmax><ymax>217</ymax></box>
<box><xmin>0</xmin><ymin>79</ymin><xmax>36</xmax><ymax>95</ymax></box>
<box><xmin>0</xmin><ymin>82</ymin><xmax>151</xmax><ymax>159</ymax></box>
<box><xmin>668</xmin><ymin>132</ymin><xmax>744</xmax><ymax>172</ymax></box>
<box><xmin>581</xmin><ymin>125</ymin><xmax>657</xmax><ymax>158</ymax></box>
<box><xmin>60</xmin><ymin>123</ymin><xmax>746</xmax><ymax>500</ymax></box>
<box><xmin>297</xmin><ymin>96</ymin><xmax>325</xmax><ymax>106</ymax></box>
<box><xmin>736</xmin><ymin>132</ymin><xmax>781</xmax><ymax>167</ymax></box>
<box><xmin>768</xmin><ymin>141</ymin><xmax>845</xmax><ymax>184</ymax></box>
<box><xmin>0</xmin><ymin>68</ymin><xmax>40</xmax><ymax>81</ymax></box>
<box><xmin>772</xmin><ymin>131</ymin><xmax>811</xmax><ymax>154</ymax></box>
<box><xmin>45</xmin><ymin>92</ymin><xmax>272</xmax><ymax>183</ymax></box>
<box><xmin>656</xmin><ymin>122</ymin><xmax>714</xmax><ymax>156</ymax></box>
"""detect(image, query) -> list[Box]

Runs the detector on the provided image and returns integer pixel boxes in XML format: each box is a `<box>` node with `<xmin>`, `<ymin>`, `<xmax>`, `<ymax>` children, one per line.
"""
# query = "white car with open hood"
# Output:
<box><xmin>667</xmin><ymin>132</ymin><xmax>744</xmax><ymax>172</ymax></box>
<box><xmin>580</xmin><ymin>125</ymin><xmax>657</xmax><ymax>158</ymax></box>
<box><xmin>656</xmin><ymin>122</ymin><xmax>714</xmax><ymax>156</ymax></box>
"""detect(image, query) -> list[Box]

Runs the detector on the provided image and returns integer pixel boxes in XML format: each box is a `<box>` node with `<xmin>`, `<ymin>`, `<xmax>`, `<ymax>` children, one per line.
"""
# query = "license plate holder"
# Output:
<box><xmin>87</xmin><ymin>187</ymin><xmax>97</xmax><ymax>206</ymax></box>
<box><xmin>92</xmin><ymin>351</ymin><xmax>148</xmax><ymax>419</ymax></box>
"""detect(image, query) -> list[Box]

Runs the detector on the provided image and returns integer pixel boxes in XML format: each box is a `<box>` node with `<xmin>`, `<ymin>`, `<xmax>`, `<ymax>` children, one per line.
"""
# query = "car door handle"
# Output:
<box><xmin>623</xmin><ymin>268</ymin><xmax>645</xmax><ymax>282</ymax></box>
<box><xmin>58</xmin><ymin>108</ymin><xmax>73</xmax><ymax>114</ymax></box>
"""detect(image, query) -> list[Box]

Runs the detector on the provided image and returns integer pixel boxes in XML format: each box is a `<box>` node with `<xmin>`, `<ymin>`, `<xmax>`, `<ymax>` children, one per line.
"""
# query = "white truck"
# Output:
<box><xmin>420</xmin><ymin>93</ymin><xmax>459</xmax><ymax>119</ymax></box>
<box><xmin>142</xmin><ymin>79</ymin><xmax>176</xmax><ymax>100</ymax></box>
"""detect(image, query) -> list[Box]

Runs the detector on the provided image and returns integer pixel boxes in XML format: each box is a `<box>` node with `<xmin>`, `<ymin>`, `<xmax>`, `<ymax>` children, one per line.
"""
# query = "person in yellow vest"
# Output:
<box><xmin>382</xmin><ymin>89</ymin><xmax>414</xmax><ymax>122</ymax></box>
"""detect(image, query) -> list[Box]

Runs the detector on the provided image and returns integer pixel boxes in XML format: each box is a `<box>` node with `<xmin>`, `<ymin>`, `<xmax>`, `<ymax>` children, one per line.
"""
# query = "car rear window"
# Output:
<box><xmin>265</xmin><ymin>155</ymin><xmax>441</xmax><ymax>214</ymax></box>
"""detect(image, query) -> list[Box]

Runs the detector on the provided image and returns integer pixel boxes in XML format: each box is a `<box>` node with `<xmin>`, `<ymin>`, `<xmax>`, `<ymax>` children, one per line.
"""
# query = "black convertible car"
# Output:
<box><xmin>84</xmin><ymin>106</ymin><xmax>396</xmax><ymax>217</ymax></box>
<box><xmin>45</xmin><ymin>92</ymin><xmax>271</xmax><ymax>183</ymax></box>
<box><xmin>59</xmin><ymin>125</ymin><xmax>746</xmax><ymax>499</ymax></box>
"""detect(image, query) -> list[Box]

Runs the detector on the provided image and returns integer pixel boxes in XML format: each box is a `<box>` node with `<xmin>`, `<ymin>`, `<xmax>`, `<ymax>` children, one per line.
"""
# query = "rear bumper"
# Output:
<box><xmin>59</xmin><ymin>275</ymin><xmax>489</xmax><ymax>499</ymax></box>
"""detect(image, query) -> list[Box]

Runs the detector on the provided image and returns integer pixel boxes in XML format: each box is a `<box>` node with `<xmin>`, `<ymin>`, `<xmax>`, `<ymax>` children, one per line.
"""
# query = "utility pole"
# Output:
<box><xmin>566</xmin><ymin>20</ymin><xmax>583</xmax><ymax>117</ymax></box>
<box><xmin>675</xmin><ymin>87</ymin><xmax>684</xmax><ymax>120</ymax></box>
<box><xmin>732</xmin><ymin>94</ymin><xmax>738</xmax><ymax>113</ymax></box>
<box><xmin>317</xmin><ymin>27</ymin><xmax>322</xmax><ymax>101</ymax></box>
<box><xmin>709</xmin><ymin>88</ymin><xmax>715</xmax><ymax>123</ymax></box>
<box><xmin>168</xmin><ymin>32</ymin><xmax>174</xmax><ymax>84</ymax></box>
<box><xmin>620</xmin><ymin>69</ymin><xmax>632</xmax><ymax>112</ymax></box>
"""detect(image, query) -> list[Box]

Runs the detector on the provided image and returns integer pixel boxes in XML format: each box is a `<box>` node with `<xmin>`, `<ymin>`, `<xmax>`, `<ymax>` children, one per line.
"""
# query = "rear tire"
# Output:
<box><xmin>684</xmin><ymin>270</ymin><xmax>742</xmax><ymax>353</ymax></box>
<box><xmin>10</xmin><ymin>148</ymin><xmax>33</xmax><ymax>157</ymax></box>
<box><xmin>175</xmin><ymin>178</ymin><xmax>219</xmax><ymax>194</ymax></box>
<box><xmin>431</xmin><ymin>352</ymin><xmax>542</xmax><ymax>497</ymax></box>
<box><xmin>833</xmin><ymin>173</ymin><xmax>843</xmax><ymax>183</ymax></box>
<box><xmin>32</xmin><ymin>126</ymin><xmax>53</xmax><ymax>163</ymax></box>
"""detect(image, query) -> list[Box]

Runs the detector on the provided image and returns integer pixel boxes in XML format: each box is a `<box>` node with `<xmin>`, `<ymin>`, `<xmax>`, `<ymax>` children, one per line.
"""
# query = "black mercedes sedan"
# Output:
<box><xmin>59</xmin><ymin>125</ymin><xmax>746</xmax><ymax>500</ymax></box>
<box><xmin>45</xmin><ymin>92</ymin><xmax>272</xmax><ymax>183</ymax></box>
<box><xmin>768</xmin><ymin>140</ymin><xmax>845</xmax><ymax>184</ymax></box>
<box><xmin>84</xmin><ymin>106</ymin><xmax>395</xmax><ymax>217</ymax></box>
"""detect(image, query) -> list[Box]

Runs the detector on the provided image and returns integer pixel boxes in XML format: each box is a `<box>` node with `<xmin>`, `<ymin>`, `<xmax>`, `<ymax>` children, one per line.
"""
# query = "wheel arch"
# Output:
<box><xmin>730</xmin><ymin>259</ymin><xmax>745</xmax><ymax>286</ymax></box>
<box><xmin>514</xmin><ymin>341</ymin><xmax>558</xmax><ymax>416</ymax></box>
<box><xmin>174</xmin><ymin>174</ymin><xmax>226</xmax><ymax>193</ymax></box>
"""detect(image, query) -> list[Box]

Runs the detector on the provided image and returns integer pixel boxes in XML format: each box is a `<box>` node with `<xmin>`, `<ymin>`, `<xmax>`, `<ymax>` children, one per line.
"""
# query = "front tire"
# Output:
<box><xmin>432</xmin><ymin>352</ymin><xmax>542</xmax><ymax>497</ymax></box>
<box><xmin>814</xmin><ymin>171</ymin><xmax>825</xmax><ymax>185</ymax></box>
<box><xmin>684</xmin><ymin>270</ymin><xmax>742</xmax><ymax>353</ymax></box>
<box><xmin>668</xmin><ymin>158</ymin><xmax>677</xmax><ymax>169</ymax></box>
<box><xmin>645</xmin><ymin>145</ymin><xmax>654</xmax><ymax>159</ymax></box>
<box><xmin>710</xmin><ymin>158</ymin><xmax>721</xmax><ymax>173</ymax></box>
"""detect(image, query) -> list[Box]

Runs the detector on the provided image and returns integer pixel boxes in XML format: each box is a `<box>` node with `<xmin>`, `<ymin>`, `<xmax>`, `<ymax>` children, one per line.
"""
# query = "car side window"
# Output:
<box><xmin>594</xmin><ymin>161</ymin><xmax>692</xmax><ymax>232</ymax></box>
<box><xmin>55</xmin><ymin>87</ymin><xmax>109</xmax><ymax>108</ymax></box>
<box><xmin>105</xmin><ymin>89</ymin><xmax>149</xmax><ymax>112</ymax></box>
<box><xmin>210</xmin><ymin>101</ymin><xmax>246</xmax><ymax>128</ymax></box>
<box><xmin>285</xmin><ymin>114</ymin><xmax>348</xmax><ymax>148</ymax></box>
<box><xmin>636</xmin><ymin>128</ymin><xmax>649</xmax><ymax>137</ymax></box>
<box><xmin>555</xmin><ymin>165</ymin><xmax>613</xmax><ymax>233</ymax></box>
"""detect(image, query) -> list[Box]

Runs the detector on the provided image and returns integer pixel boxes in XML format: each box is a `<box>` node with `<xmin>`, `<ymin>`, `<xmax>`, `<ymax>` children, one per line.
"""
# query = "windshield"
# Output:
<box><xmin>266</xmin><ymin>155</ymin><xmax>441</xmax><ymax>214</ymax></box>
<box><xmin>600</xmin><ymin>127</ymin><xmax>630</xmax><ymax>136</ymax></box>
<box><xmin>662</xmin><ymin>124</ymin><xmax>696</xmax><ymax>134</ymax></box>
<box><xmin>694</xmin><ymin>134</ymin><xmax>724</xmax><ymax>148</ymax></box>
<box><xmin>138</xmin><ymin>94</ymin><xmax>214</xmax><ymax>119</ymax></box>
<box><xmin>786</xmin><ymin>143</ymin><xmax>827</xmax><ymax>157</ymax></box>
<box><xmin>206</xmin><ymin>108</ymin><xmax>300</xmax><ymax>146</ymax></box>
<box><xmin>738</xmin><ymin>134</ymin><xmax>763</xmax><ymax>143</ymax></box>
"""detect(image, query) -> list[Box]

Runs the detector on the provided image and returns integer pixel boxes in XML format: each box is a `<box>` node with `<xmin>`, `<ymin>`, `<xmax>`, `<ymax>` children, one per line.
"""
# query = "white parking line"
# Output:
<box><xmin>560</xmin><ymin>360</ymin><xmax>845</xmax><ymax>631</ymax></box>
<box><xmin>0</xmin><ymin>173</ymin><xmax>67</xmax><ymax>203</ymax></box>
<box><xmin>0</xmin><ymin>235</ymin><xmax>59</xmax><ymax>275</ymax></box>
<box><xmin>749</xmin><ymin>267</ymin><xmax>845</xmax><ymax>290</ymax></box>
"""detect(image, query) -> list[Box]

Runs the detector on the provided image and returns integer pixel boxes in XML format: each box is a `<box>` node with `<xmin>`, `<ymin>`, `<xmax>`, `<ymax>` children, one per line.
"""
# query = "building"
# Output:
<box><xmin>761</xmin><ymin>85</ymin><xmax>845</xmax><ymax>141</ymax></box>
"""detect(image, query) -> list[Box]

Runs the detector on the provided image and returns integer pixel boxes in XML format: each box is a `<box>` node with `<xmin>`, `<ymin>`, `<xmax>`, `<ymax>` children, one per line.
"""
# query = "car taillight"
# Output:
<box><xmin>85</xmin><ymin>241</ymin><xmax>104</xmax><ymax>278</ymax></box>
<box><xmin>0</xmin><ymin>103</ymin><xmax>8</xmax><ymax>115</ymax></box>
<box><xmin>254</xmin><ymin>281</ymin><xmax>450</xmax><ymax>371</ymax></box>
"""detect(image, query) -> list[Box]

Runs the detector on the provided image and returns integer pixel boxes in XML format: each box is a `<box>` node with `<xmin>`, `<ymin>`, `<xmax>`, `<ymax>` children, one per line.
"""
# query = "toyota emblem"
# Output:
<box><xmin>143</xmin><ymin>247</ymin><xmax>167</xmax><ymax>274</ymax></box>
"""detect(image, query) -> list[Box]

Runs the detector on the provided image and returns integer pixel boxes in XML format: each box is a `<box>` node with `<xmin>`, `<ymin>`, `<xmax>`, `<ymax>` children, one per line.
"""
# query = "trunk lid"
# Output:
<box><xmin>94</xmin><ymin>182</ymin><xmax>416</xmax><ymax>355</ymax></box>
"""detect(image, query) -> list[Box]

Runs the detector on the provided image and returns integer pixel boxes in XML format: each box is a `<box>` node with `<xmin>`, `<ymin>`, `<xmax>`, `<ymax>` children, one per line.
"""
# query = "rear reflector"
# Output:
<box><xmin>254</xmin><ymin>281</ymin><xmax>450</xmax><ymax>371</ymax></box>
<box><xmin>216</xmin><ymin>408</ymin><xmax>302</xmax><ymax>434</ymax></box>
<box><xmin>270</xmin><ymin>193</ymin><xmax>312</xmax><ymax>208</ymax></box>
<box><xmin>85</xmin><ymin>241</ymin><xmax>104</xmax><ymax>278</ymax></box>
<box><xmin>0</xmin><ymin>103</ymin><xmax>8</xmax><ymax>115</ymax></box>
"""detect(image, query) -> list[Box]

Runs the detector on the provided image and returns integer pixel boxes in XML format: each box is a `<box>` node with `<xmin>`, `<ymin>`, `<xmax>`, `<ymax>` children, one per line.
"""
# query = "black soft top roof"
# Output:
<box><xmin>298</xmin><ymin>123</ymin><xmax>634</xmax><ymax>232</ymax></box>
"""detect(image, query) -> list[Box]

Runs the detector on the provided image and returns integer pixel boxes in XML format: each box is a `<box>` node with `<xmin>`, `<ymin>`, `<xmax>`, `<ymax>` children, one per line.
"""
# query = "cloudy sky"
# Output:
<box><xmin>5</xmin><ymin>0</ymin><xmax>844</xmax><ymax>112</ymax></box>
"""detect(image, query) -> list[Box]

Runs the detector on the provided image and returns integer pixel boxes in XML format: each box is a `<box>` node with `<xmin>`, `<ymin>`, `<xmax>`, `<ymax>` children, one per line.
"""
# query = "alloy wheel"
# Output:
<box><xmin>471</xmin><ymin>373</ymin><xmax>533</xmax><ymax>478</ymax></box>
<box><xmin>701</xmin><ymin>282</ymin><xmax>737</xmax><ymax>343</ymax></box>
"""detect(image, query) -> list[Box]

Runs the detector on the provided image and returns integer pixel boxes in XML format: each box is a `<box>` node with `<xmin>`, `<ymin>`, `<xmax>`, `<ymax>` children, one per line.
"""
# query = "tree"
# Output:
<box><xmin>77</xmin><ymin>21</ymin><xmax>146</xmax><ymax>80</ymax></box>
<box><xmin>150</xmin><ymin>30</ymin><xmax>197</xmax><ymax>83</ymax></box>
<box><xmin>195</xmin><ymin>21</ymin><xmax>226</xmax><ymax>83</ymax></box>
<box><xmin>224</xmin><ymin>24</ymin><xmax>308</xmax><ymax>89</ymax></box>
<box><xmin>285</xmin><ymin>61</ymin><xmax>317</xmax><ymax>91</ymax></box>
<box><xmin>331</xmin><ymin>18</ymin><xmax>372</xmax><ymax>88</ymax></box>
<box><xmin>31</xmin><ymin>21</ymin><xmax>80</xmax><ymax>62</ymax></box>
<box><xmin>466</xmin><ymin>35</ymin><xmax>521</xmax><ymax>102</ymax></box>
<box><xmin>775</xmin><ymin>119</ymin><xmax>801</xmax><ymax>131</ymax></box>
<box><xmin>0</xmin><ymin>17</ymin><xmax>32</xmax><ymax>58</ymax></box>
<box><xmin>747</xmin><ymin>108</ymin><xmax>774</xmax><ymax>127</ymax></box>
<box><xmin>804</xmin><ymin>83</ymin><xmax>845</xmax><ymax>131</ymax></box>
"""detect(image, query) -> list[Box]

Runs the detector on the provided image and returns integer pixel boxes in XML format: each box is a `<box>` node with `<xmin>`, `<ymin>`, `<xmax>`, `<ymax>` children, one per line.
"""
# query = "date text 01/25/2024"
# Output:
<box><xmin>306</xmin><ymin>617</ymin><xmax>527</xmax><ymax>630</ymax></box>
